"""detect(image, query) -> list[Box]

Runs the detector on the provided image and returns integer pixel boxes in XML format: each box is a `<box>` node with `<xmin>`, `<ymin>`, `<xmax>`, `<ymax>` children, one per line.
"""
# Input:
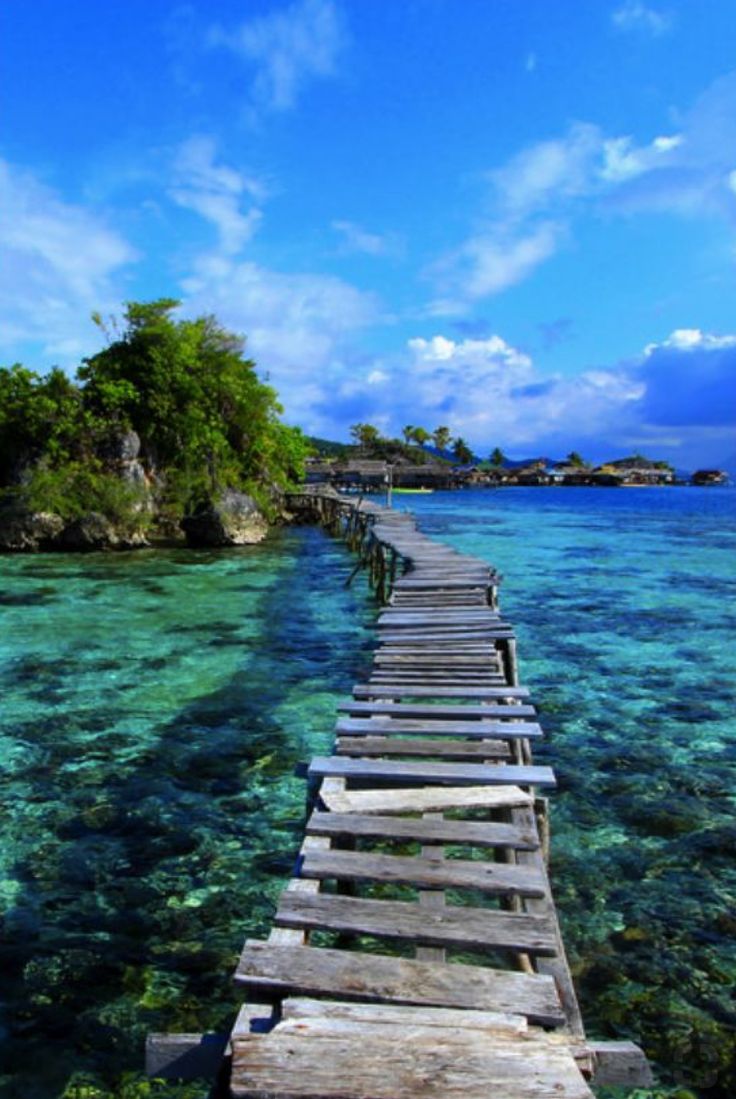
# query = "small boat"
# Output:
<box><xmin>392</xmin><ymin>487</ymin><xmax>434</xmax><ymax>494</ymax></box>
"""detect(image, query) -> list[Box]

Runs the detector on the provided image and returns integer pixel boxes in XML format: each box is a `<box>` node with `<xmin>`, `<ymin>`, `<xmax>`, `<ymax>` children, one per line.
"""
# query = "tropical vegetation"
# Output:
<box><xmin>0</xmin><ymin>300</ymin><xmax>309</xmax><ymax>535</ymax></box>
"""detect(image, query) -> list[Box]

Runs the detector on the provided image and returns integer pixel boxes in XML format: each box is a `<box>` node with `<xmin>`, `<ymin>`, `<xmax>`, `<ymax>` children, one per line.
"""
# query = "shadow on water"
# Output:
<box><xmin>0</xmin><ymin>528</ymin><xmax>376</xmax><ymax>1098</ymax></box>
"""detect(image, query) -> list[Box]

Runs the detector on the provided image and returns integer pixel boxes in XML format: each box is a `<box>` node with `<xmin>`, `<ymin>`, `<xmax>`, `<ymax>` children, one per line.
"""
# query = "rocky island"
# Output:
<box><xmin>0</xmin><ymin>300</ymin><xmax>308</xmax><ymax>552</ymax></box>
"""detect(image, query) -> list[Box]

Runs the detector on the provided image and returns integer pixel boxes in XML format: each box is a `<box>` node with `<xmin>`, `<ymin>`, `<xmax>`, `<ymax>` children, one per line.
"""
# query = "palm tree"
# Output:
<box><xmin>489</xmin><ymin>446</ymin><xmax>505</xmax><ymax>468</ymax></box>
<box><xmin>350</xmin><ymin>422</ymin><xmax>381</xmax><ymax>453</ymax></box>
<box><xmin>452</xmin><ymin>437</ymin><xmax>473</xmax><ymax>464</ymax></box>
<box><xmin>433</xmin><ymin>425</ymin><xmax>451</xmax><ymax>452</ymax></box>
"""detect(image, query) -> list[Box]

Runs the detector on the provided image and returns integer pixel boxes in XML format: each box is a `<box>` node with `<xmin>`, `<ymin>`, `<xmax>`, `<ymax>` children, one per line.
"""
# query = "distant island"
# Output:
<box><xmin>305</xmin><ymin>427</ymin><xmax>729</xmax><ymax>491</ymax></box>
<box><xmin>0</xmin><ymin>309</ymin><xmax>729</xmax><ymax>552</ymax></box>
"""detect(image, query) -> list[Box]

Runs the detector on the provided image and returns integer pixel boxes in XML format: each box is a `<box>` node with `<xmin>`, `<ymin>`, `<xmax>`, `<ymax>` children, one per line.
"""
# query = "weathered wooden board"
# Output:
<box><xmin>279</xmin><ymin>997</ymin><xmax>528</xmax><ymax>1033</ymax></box>
<box><xmin>234</xmin><ymin>941</ymin><xmax>563</xmax><ymax>1024</ymax></box>
<box><xmin>309</xmin><ymin>756</ymin><xmax>556</xmax><ymax>788</ymax></box>
<box><xmin>306</xmin><ymin>811</ymin><xmax>540</xmax><ymax>851</ymax></box>
<box><xmin>275</xmin><ymin>892</ymin><xmax>558</xmax><ymax>955</ymax></box>
<box><xmin>300</xmin><ymin>848</ymin><xmax>547</xmax><ymax>898</ymax></box>
<box><xmin>353</xmin><ymin>684</ymin><xmax>530</xmax><ymax>699</ymax></box>
<box><xmin>231</xmin><ymin>1029</ymin><xmax>594</xmax><ymax>1098</ymax></box>
<box><xmin>337</xmin><ymin>700</ymin><xmax>537</xmax><ymax>719</ymax></box>
<box><xmin>319</xmin><ymin>783</ymin><xmax>533</xmax><ymax>815</ymax></box>
<box><xmin>334</xmin><ymin>717</ymin><xmax>543</xmax><ymax>739</ymax></box>
<box><xmin>335</xmin><ymin>735</ymin><xmax>511</xmax><ymax>761</ymax></box>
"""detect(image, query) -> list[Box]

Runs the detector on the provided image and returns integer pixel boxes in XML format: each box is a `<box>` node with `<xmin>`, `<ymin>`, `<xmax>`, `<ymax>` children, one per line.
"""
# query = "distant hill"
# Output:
<box><xmin>305</xmin><ymin>436</ymin><xmax>353</xmax><ymax>459</ymax></box>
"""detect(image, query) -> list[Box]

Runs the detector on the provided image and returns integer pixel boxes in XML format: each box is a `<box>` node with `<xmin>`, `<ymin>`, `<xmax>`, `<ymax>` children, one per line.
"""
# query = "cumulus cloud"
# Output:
<box><xmin>209</xmin><ymin>0</ymin><xmax>346</xmax><ymax>112</ymax></box>
<box><xmin>636</xmin><ymin>329</ymin><xmax>736</xmax><ymax>427</ymax></box>
<box><xmin>0</xmin><ymin>159</ymin><xmax>136</xmax><ymax>362</ymax></box>
<box><xmin>308</xmin><ymin>322</ymin><xmax>736</xmax><ymax>469</ymax></box>
<box><xmin>169</xmin><ymin>136</ymin><xmax>264</xmax><ymax>254</ymax></box>
<box><xmin>611</xmin><ymin>2</ymin><xmax>672</xmax><ymax>36</ymax></box>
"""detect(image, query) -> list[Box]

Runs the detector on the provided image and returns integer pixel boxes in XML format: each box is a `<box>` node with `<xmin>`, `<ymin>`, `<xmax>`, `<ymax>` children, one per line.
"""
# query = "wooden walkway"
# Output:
<box><xmin>223</xmin><ymin>495</ymin><xmax>648</xmax><ymax>1098</ymax></box>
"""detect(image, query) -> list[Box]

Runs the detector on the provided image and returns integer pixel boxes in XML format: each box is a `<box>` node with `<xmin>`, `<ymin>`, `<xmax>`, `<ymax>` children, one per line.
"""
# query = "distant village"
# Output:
<box><xmin>305</xmin><ymin>424</ymin><xmax>729</xmax><ymax>492</ymax></box>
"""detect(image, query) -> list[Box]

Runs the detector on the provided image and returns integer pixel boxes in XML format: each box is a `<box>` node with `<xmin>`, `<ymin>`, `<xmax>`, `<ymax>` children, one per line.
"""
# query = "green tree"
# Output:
<box><xmin>0</xmin><ymin>364</ymin><xmax>82</xmax><ymax>483</ymax></box>
<box><xmin>350</xmin><ymin>422</ymin><xmax>381</xmax><ymax>452</ymax></box>
<box><xmin>402</xmin><ymin>425</ymin><xmax>414</xmax><ymax>444</ymax></box>
<box><xmin>432</xmin><ymin>425</ymin><xmax>451</xmax><ymax>452</ymax></box>
<box><xmin>489</xmin><ymin>446</ymin><xmax>505</xmax><ymax>468</ymax></box>
<box><xmin>452</xmin><ymin>437</ymin><xmax>473</xmax><ymax>464</ymax></box>
<box><xmin>567</xmin><ymin>451</ymin><xmax>587</xmax><ymax>468</ymax></box>
<box><xmin>411</xmin><ymin>426</ymin><xmax>431</xmax><ymax>448</ymax></box>
<box><xmin>78</xmin><ymin>300</ymin><xmax>307</xmax><ymax>499</ymax></box>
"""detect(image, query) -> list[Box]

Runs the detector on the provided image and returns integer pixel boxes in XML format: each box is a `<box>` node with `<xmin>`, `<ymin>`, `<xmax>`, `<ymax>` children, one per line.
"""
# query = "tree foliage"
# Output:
<box><xmin>0</xmin><ymin>300</ymin><xmax>309</xmax><ymax>521</ymax></box>
<box><xmin>452</xmin><ymin>437</ymin><xmax>473</xmax><ymax>464</ymax></box>
<box><xmin>432</xmin><ymin>426</ymin><xmax>451</xmax><ymax>452</ymax></box>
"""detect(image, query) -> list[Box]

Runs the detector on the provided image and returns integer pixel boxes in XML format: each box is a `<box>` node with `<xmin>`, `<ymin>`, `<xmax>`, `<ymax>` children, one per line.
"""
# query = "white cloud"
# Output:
<box><xmin>644</xmin><ymin>328</ymin><xmax>736</xmax><ymax>355</ymax></box>
<box><xmin>611</xmin><ymin>2</ymin><xmax>672</xmax><ymax>36</ymax></box>
<box><xmin>169</xmin><ymin>137</ymin><xmax>264</xmax><ymax>254</ymax></box>
<box><xmin>600</xmin><ymin>133</ymin><xmax>682</xmax><ymax>182</ymax></box>
<box><xmin>428</xmin><ymin>71</ymin><xmax>736</xmax><ymax>309</ymax></box>
<box><xmin>0</xmin><ymin>159</ymin><xmax>136</xmax><ymax>362</ymax></box>
<box><xmin>492</xmin><ymin>123</ymin><xmax>601</xmax><ymax>217</ymax></box>
<box><xmin>409</xmin><ymin>335</ymin><xmax>532</xmax><ymax>372</ymax></box>
<box><xmin>209</xmin><ymin>0</ymin><xmax>346</xmax><ymax>112</ymax></box>
<box><xmin>431</xmin><ymin>221</ymin><xmax>562</xmax><ymax>306</ymax></box>
<box><xmin>179</xmin><ymin>252</ymin><xmax>380</xmax><ymax>426</ymax></box>
<box><xmin>331</xmin><ymin>219</ymin><xmax>400</xmax><ymax>257</ymax></box>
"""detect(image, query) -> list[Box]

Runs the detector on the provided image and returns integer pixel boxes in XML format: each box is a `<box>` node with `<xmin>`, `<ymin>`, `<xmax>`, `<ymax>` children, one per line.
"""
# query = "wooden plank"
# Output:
<box><xmin>335</xmin><ymin>717</ymin><xmax>543</xmax><ymax>739</ymax></box>
<box><xmin>336</xmin><ymin>736</ymin><xmax>511</xmax><ymax>761</ymax></box>
<box><xmin>377</xmin><ymin>632</ymin><xmax>515</xmax><ymax>643</ymax></box>
<box><xmin>279</xmin><ymin>997</ymin><xmax>528</xmax><ymax>1033</ymax></box>
<box><xmin>234</xmin><ymin>941</ymin><xmax>564</xmax><ymax>1024</ymax></box>
<box><xmin>309</xmin><ymin>756</ymin><xmax>556</xmax><ymax>788</ymax></box>
<box><xmin>231</xmin><ymin>1031</ymin><xmax>594</xmax><ymax>1098</ymax></box>
<box><xmin>275</xmin><ymin>892</ymin><xmax>558</xmax><ymax>955</ymax></box>
<box><xmin>337</xmin><ymin>701</ymin><xmax>537</xmax><ymax>719</ymax></box>
<box><xmin>374</xmin><ymin>653</ymin><xmax>501</xmax><ymax>665</ymax></box>
<box><xmin>320</xmin><ymin>783</ymin><xmax>533</xmax><ymax>815</ymax></box>
<box><xmin>306</xmin><ymin>811</ymin><xmax>540</xmax><ymax>851</ymax></box>
<box><xmin>353</xmin><ymin>684</ymin><xmax>530</xmax><ymax>699</ymax></box>
<box><xmin>300</xmin><ymin>848</ymin><xmax>547</xmax><ymax>898</ymax></box>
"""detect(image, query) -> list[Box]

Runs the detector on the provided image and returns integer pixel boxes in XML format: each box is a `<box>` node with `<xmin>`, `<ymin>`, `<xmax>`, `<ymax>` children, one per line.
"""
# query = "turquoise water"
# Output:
<box><xmin>0</xmin><ymin>530</ymin><xmax>376</xmax><ymax>1098</ymax></box>
<box><xmin>404</xmin><ymin>486</ymin><xmax>736</xmax><ymax>1097</ymax></box>
<box><xmin>1</xmin><ymin>489</ymin><xmax>735</xmax><ymax>1097</ymax></box>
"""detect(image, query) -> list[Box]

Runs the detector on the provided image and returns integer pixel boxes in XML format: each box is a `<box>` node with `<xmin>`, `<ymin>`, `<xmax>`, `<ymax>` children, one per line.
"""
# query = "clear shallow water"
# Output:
<box><xmin>0</xmin><ymin>530</ymin><xmax>376</xmax><ymax>1098</ymax></box>
<box><xmin>403</xmin><ymin>486</ymin><xmax>736</xmax><ymax>1098</ymax></box>
<box><xmin>1</xmin><ymin>489</ymin><xmax>735</xmax><ymax>1098</ymax></box>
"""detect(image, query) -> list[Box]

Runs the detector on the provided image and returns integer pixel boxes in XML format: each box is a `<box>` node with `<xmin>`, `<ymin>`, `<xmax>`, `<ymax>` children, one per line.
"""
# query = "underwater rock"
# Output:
<box><xmin>0</xmin><ymin>500</ymin><xmax>64</xmax><ymax>551</ymax></box>
<box><xmin>181</xmin><ymin>490</ymin><xmax>268</xmax><ymax>547</ymax></box>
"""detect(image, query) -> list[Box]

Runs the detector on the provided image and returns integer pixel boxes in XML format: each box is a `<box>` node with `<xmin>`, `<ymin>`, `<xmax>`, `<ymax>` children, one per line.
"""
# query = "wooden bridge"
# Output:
<box><xmin>148</xmin><ymin>492</ymin><xmax>652</xmax><ymax>1097</ymax></box>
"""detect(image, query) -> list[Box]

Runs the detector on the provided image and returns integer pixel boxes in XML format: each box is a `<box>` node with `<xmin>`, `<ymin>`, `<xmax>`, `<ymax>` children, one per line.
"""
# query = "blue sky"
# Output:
<box><xmin>2</xmin><ymin>0</ymin><xmax>735</xmax><ymax>467</ymax></box>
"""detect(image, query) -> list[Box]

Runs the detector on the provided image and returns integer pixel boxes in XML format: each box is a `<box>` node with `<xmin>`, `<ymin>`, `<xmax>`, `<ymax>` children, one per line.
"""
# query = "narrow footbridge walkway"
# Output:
<box><xmin>224</xmin><ymin>494</ymin><xmax>650</xmax><ymax>1098</ymax></box>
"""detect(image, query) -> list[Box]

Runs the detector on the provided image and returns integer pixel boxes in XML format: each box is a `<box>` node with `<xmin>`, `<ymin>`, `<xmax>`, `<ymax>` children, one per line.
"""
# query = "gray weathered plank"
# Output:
<box><xmin>353</xmin><ymin>684</ymin><xmax>529</xmax><ymax>699</ymax></box>
<box><xmin>309</xmin><ymin>756</ymin><xmax>556</xmax><ymax>788</ymax></box>
<box><xmin>300</xmin><ymin>848</ymin><xmax>547</xmax><ymax>898</ymax></box>
<box><xmin>337</xmin><ymin>701</ymin><xmax>537</xmax><ymax>718</ymax></box>
<box><xmin>231</xmin><ymin>1030</ymin><xmax>594</xmax><ymax>1098</ymax></box>
<box><xmin>234</xmin><ymin>941</ymin><xmax>563</xmax><ymax>1024</ymax></box>
<box><xmin>275</xmin><ymin>892</ymin><xmax>558</xmax><ymax>955</ymax></box>
<box><xmin>306</xmin><ymin>811</ymin><xmax>540</xmax><ymax>850</ymax></box>
<box><xmin>335</xmin><ymin>717</ymin><xmax>542</xmax><ymax>739</ymax></box>
<box><xmin>336</xmin><ymin>736</ymin><xmax>511</xmax><ymax>761</ymax></box>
